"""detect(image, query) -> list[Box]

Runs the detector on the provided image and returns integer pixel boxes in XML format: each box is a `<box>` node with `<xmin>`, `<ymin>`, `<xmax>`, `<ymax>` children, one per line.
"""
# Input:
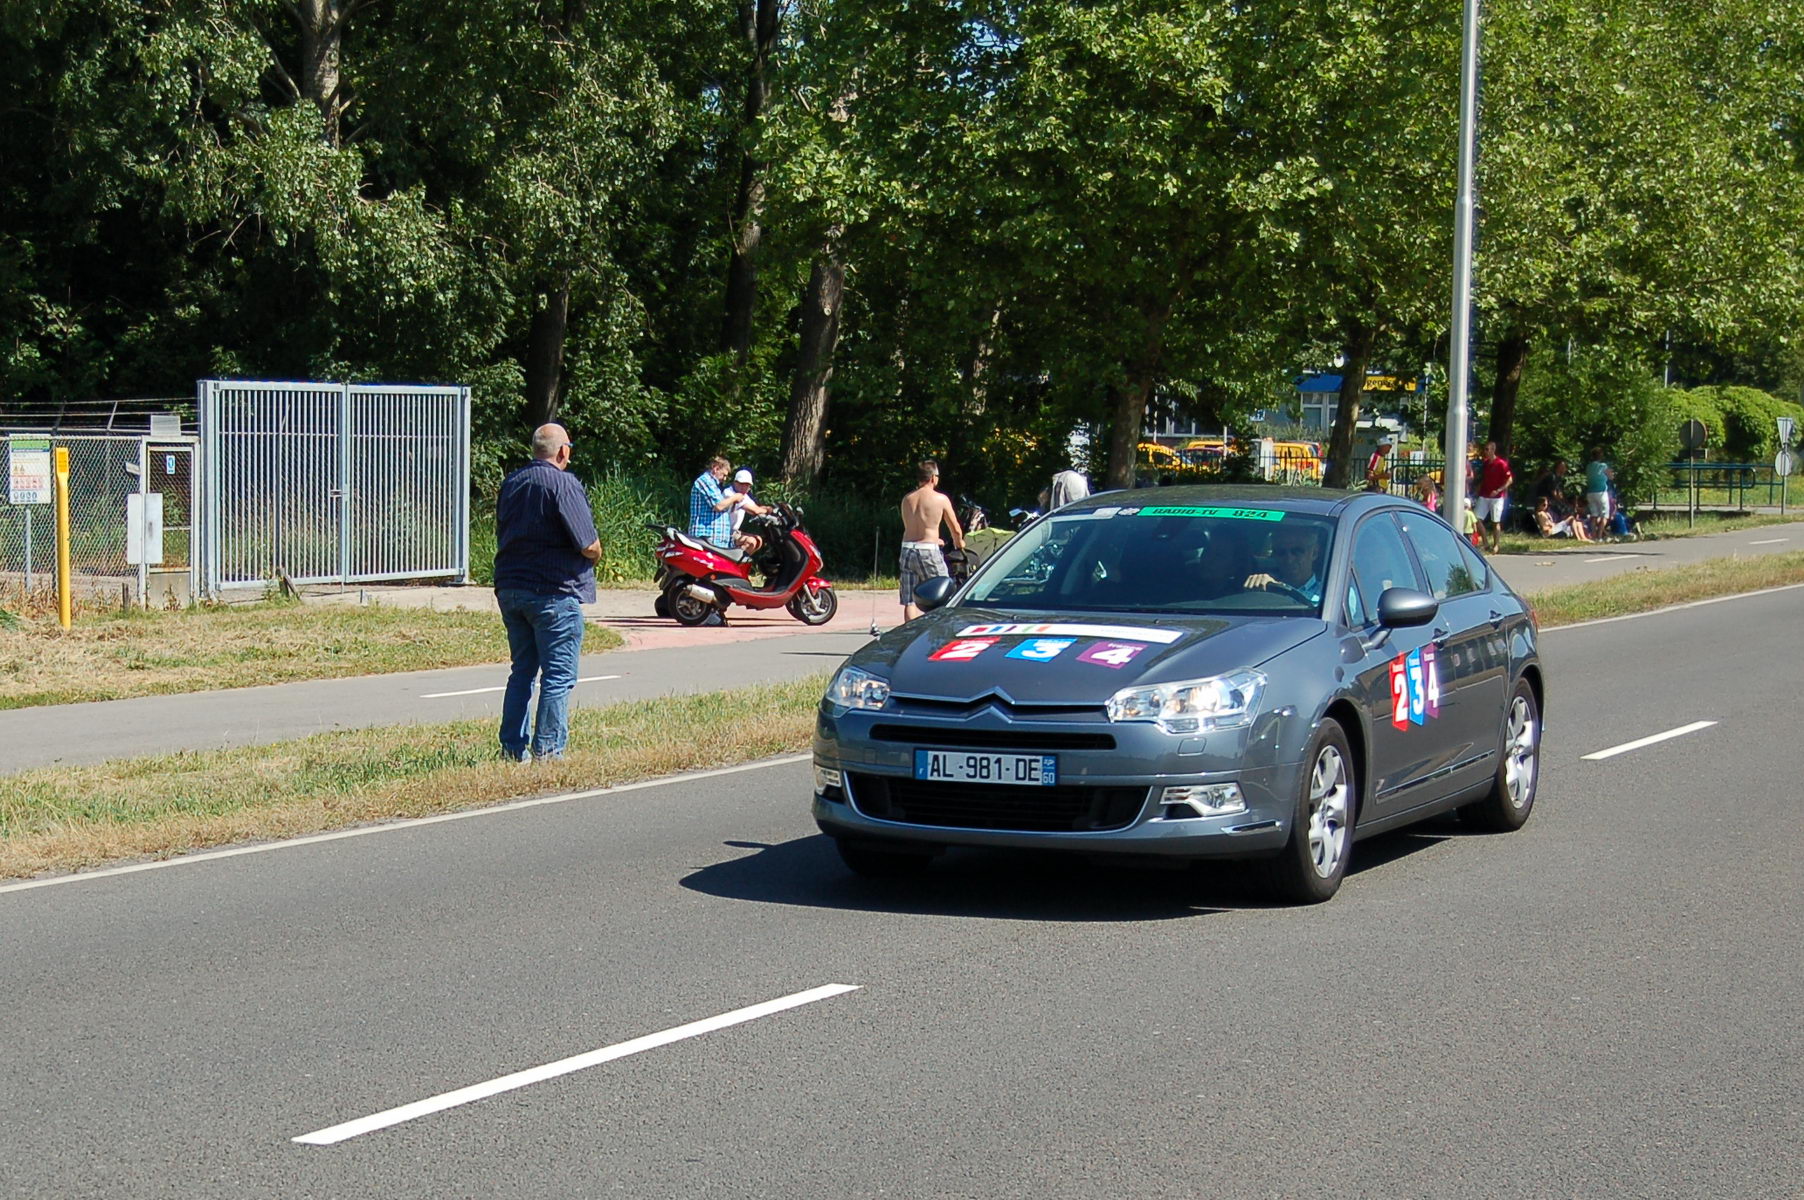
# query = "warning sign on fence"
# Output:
<box><xmin>6</xmin><ymin>436</ymin><xmax>52</xmax><ymax>505</ymax></box>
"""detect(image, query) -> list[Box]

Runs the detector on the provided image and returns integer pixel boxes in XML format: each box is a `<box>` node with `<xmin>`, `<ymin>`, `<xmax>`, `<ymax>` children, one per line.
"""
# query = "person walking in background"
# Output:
<box><xmin>1584</xmin><ymin>447</ymin><xmax>1615</xmax><ymax>541</ymax></box>
<box><xmin>898</xmin><ymin>458</ymin><xmax>964</xmax><ymax>621</ymax></box>
<box><xmin>1474</xmin><ymin>440</ymin><xmax>1514</xmax><ymax>553</ymax></box>
<box><xmin>493</xmin><ymin>423</ymin><xmax>600</xmax><ymax>763</ymax></box>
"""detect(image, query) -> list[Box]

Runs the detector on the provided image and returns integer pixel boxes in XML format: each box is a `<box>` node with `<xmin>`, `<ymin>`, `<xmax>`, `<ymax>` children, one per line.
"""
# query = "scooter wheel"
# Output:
<box><xmin>653</xmin><ymin>592</ymin><xmax>670</xmax><ymax>618</ymax></box>
<box><xmin>668</xmin><ymin>582</ymin><xmax>718</xmax><ymax>627</ymax></box>
<box><xmin>788</xmin><ymin>586</ymin><xmax>838</xmax><ymax>626</ymax></box>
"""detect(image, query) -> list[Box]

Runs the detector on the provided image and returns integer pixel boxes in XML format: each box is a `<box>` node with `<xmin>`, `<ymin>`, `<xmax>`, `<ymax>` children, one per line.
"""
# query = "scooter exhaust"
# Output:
<box><xmin>685</xmin><ymin>583</ymin><xmax>719</xmax><ymax>606</ymax></box>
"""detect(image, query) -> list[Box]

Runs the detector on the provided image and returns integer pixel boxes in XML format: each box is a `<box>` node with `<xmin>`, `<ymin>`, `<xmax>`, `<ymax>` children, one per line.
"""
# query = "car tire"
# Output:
<box><xmin>835</xmin><ymin>839</ymin><xmax>933</xmax><ymax>879</ymax></box>
<box><xmin>1461</xmin><ymin>677</ymin><xmax>1539</xmax><ymax>832</ymax></box>
<box><xmin>1263</xmin><ymin>719</ymin><xmax>1356</xmax><ymax>904</ymax></box>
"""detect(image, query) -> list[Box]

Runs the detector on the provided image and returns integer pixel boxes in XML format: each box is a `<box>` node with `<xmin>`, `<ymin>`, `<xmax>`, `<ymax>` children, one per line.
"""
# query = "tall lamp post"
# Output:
<box><xmin>1444</xmin><ymin>0</ymin><xmax>1482</xmax><ymax>520</ymax></box>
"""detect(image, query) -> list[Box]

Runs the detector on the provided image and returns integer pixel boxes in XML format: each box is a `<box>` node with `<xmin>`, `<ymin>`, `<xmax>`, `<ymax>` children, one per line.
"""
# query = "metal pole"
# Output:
<box><xmin>1443</xmin><ymin>0</ymin><xmax>1482</xmax><ymax>525</ymax></box>
<box><xmin>23</xmin><ymin>509</ymin><xmax>32</xmax><ymax>594</ymax></box>
<box><xmin>137</xmin><ymin>437</ymin><xmax>149</xmax><ymax>607</ymax></box>
<box><xmin>55</xmin><ymin>446</ymin><xmax>71</xmax><ymax>630</ymax></box>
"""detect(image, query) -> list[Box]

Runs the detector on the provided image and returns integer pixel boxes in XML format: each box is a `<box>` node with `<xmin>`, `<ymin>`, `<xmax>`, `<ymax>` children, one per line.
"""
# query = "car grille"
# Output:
<box><xmin>890</xmin><ymin>695</ymin><xmax>1104</xmax><ymax>719</ymax></box>
<box><xmin>868</xmin><ymin>724</ymin><xmax>1116</xmax><ymax>751</ymax></box>
<box><xmin>848</xmin><ymin>774</ymin><xmax>1147</xmax><ymax>833</ymax></box>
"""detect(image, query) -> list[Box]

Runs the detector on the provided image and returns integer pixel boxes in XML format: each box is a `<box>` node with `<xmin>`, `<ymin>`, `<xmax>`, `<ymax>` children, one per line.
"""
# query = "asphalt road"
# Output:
<box><xmin>3</xmin><ymin>588</ymin><xmax>1799</xmax><ymax>1198</ymax></box>
<box><xmin>2</xmin><ymin>521</ymin><xmax>1801</xmax><ymax>776</ymax></box>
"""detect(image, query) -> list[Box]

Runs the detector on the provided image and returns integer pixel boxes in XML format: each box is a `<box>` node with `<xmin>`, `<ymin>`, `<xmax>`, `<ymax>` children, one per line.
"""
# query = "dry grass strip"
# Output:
<box><xmin>1525</xmin><ymin>550</ymin><xmax>1804</xmax><ymax>626</ymax></box>
<box><xmin>0</xmin><ymin>675</ymin><xmax>827</xmax><ymax>881</ymax></box>
<box><xmin>0</xmin><ymin>600</ymin><xmax>621</xmax><ymax>710</ymax></box>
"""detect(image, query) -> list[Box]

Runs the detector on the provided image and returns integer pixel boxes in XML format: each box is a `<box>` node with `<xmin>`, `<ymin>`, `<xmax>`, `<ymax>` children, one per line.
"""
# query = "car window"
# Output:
<box><xmin>961</xmin><ymin>505</ymin><xmax>1335</xmax><ymax>616</ymax></box>
<box><xmin>1397</xmin><ymin>511</ymin><xmax>1483</xmax><ymax>599</ymax></box>
<box><xmin>1454</xmin><ymin>533</ymin><xmax>1491</xmax><ymax>591</ymax></box>
<box><xmin>1349</xmin><ymin>513</ymin><xmax>1421</xmax><ymax>620</ymax></box>
<box><xmin>1343</xmin><ymin>577</ymin><xmax>1367</xmax><ymax>626</ymax></box>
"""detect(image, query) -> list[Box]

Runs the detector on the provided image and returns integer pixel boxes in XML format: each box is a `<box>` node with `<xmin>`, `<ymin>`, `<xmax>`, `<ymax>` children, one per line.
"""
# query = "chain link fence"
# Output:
<box><xmin>2</xmin><ymin>434</ymin><xmax>197</xmax><ymax>613</ymax></box>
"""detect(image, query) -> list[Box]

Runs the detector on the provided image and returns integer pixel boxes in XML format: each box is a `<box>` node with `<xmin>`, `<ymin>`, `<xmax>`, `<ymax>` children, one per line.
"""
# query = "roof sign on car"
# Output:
<box><xmin>1133</xmin><ymin>505</ymin><xmax>1286</xmax><ymax>521</ymax></box>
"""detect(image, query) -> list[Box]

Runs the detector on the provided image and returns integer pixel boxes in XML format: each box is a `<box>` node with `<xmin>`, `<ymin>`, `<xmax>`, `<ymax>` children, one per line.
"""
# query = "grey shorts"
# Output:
<box><xmin>899</xmin><ymin>544</ymin><xmax>948</xmax><ymax>603</ymax></box>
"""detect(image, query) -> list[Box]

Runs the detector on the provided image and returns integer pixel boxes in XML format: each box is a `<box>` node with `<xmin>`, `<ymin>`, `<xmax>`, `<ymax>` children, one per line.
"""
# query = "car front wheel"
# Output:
<box><xmin>1264</xmin><ymin>720</ymin><xmax>1356</xmax><ymax>904</ymax></box>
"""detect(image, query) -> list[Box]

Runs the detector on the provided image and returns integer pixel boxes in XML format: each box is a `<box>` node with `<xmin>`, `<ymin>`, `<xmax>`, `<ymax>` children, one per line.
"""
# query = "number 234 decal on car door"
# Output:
<box><xmin>1389</xmin><ymin>645</ymin><xmax>1441</xmax><ymax>729</ymax></box>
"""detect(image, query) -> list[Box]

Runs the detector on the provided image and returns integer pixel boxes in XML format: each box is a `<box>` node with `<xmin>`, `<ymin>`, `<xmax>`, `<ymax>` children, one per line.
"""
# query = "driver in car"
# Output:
<box><xmin>1243</xmin><ymin>527</ymin><xmax>1323</xmax><ymax>604</ymax></box>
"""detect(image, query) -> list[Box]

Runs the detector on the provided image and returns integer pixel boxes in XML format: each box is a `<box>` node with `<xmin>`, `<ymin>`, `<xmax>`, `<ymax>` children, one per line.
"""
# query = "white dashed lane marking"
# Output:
<box><xmin>1581</xmin><ymin>720</ymin><xmax>1717</xmax><ymax>761</ymax></box>
<box><xmin>292</xmin><ymin>984</ymin><xmax>861</xmax><ymax>1145</ymax></box>
<box><xmin>421</xmin><ymin>675</ymin><xmax>620</xmax><ymax>699</ymax></box>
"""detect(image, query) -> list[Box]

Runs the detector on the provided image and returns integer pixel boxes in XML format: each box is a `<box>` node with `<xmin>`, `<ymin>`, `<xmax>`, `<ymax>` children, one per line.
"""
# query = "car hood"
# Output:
<box><xmin>856</xmin><ymin>607</ymin><xmax>1326</xmax><ymax>705</ymax></box>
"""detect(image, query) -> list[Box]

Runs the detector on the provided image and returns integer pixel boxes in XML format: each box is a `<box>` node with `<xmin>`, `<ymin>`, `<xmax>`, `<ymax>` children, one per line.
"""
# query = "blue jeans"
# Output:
<box><xmin>497</xmin><ymin>589</ymin><xmax>586</xmax><ymax>760</ymax></box>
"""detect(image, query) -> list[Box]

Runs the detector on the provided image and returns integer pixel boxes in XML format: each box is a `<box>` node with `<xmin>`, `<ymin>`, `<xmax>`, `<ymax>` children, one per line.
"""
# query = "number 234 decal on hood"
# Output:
<box><xmin>1389</xmin><ymin>645</ymin><xmax>1441</xmax><ymax>729</ymax></box>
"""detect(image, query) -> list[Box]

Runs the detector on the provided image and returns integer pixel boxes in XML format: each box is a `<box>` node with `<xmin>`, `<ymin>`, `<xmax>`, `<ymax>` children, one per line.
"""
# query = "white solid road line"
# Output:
<box><xmin>293</xmin><ymin>984</ymin><xmax>861</xmax><ymax>1146</ymax></box>
<box><xmin>421</xmin><ymin>675</ymin><xmax>621</xmax><ymax>699</ymax></box>
<box><xmin>0</xmin><ymin>754</ymin><xmax>810</xmax><ymax>896</ymax></box>
<box><xmin>1582</xmin><ymin>720</ymin><xmax>1718</xmax><ymax>761</ymax></box>
<box><xmin>1747</xmin><ymin>537</ymin><xmax>1789</xmax><ymax>545</ymax></box>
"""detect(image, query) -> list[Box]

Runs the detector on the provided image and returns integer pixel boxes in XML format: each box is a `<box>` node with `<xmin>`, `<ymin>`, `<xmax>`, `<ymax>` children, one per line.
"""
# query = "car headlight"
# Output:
<box><xmin>825</xmin><ymin>665</ymin><xmax>890</xmax><ymax>713</ymax></box>
<box><xmin>1105</xmin><ymin>669</ymin><xmax>1266</xmax><ymax>735</ymax></box>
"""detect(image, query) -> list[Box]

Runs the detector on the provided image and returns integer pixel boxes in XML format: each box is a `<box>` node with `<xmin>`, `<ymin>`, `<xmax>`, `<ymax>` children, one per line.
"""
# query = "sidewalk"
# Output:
<box><xmin>300</xmin><ymin>582</ymin><xmax>902</xmax><ymax>650</ymax></box>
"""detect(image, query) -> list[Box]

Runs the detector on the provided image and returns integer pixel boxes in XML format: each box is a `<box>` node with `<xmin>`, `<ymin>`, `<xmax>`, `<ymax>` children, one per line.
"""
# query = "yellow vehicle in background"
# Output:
<box><xmin>1136</xmin><ymin>441</ymin><xmax>1185</xmax><ymax>472</ymax></box>
<box><xmin>1269</xmin><ymin>440</ymin><xmax>1324</xmax><ymax>480</ymax></box>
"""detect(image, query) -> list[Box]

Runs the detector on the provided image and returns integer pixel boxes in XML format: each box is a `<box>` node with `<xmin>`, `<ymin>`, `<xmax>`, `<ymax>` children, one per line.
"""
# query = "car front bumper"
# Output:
<box><xmin>812</xmin><ymin>703</ymin><xmax>1299</xmax><ymax>858</ymax></box>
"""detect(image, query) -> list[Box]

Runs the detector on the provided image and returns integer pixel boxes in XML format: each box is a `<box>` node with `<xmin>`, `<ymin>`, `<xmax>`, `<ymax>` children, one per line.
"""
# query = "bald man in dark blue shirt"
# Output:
<box><xmin>493</xmin><ymin>423</ymin><xmax>601</xmax><ymax>761</ymax></box>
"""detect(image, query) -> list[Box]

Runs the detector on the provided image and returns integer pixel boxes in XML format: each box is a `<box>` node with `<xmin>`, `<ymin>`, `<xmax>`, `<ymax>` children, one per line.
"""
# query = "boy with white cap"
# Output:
<box><xmin>728</xmin><ymin>468</ymin><xmax>771</xmax><ymax>554</ymax></box>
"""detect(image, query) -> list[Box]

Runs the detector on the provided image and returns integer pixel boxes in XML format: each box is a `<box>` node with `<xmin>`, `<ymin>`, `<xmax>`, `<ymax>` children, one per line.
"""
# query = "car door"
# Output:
<box><xmin>1395</xmin><ymin>508</ymin><xmax>1508</xmax><ymax>796</ymax></box>
<box><xmin>1341</xmin><ymin>511</ymin><xmax>1453</xmax><ymax>811</ymax></box>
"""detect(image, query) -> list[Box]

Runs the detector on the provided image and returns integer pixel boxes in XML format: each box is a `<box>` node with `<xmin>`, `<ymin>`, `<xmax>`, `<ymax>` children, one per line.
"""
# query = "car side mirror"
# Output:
<box><xmin>1377</xmin><ymin>587</ymin><xmax>1439</xmax><ymax>628</ymax></box>
<box><xmin>914</xmin><ymin>576</ymin><xmax>957</xmax><ymax>612</ymax></box>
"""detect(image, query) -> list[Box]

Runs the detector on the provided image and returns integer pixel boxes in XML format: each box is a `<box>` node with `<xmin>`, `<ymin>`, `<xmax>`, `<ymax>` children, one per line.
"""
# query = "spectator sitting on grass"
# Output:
<box><xmin>1533</xmin><ymin>495</ymin><xmax>1594</xmax><ymax>542</ymax></box>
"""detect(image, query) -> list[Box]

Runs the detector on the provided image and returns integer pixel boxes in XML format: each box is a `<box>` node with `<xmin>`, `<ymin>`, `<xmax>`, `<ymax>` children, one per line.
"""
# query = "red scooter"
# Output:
<box><xmin>648</xmin><ymin>503</ymin><xmax>839</xmax><ymax>627</ymax></box>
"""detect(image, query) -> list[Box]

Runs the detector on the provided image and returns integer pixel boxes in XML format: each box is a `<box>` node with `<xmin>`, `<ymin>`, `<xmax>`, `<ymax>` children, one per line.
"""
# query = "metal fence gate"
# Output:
<box><xmin>197</xmin><ymin>381</ymin><xmax>471</xmax><ymax>594</ymax></box>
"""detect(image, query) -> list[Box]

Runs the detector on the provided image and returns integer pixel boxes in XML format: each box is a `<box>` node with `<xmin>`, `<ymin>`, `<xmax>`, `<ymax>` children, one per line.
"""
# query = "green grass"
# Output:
<box><xmin>1523</xmin><ymin>550</ymin><xmax>1804</xmax><ymax>625</ymax></box>
<box><xmin>0</xmin><ymin>599</ymin><xmax>621</xmax><ymax>710</ymax></box>
<box><xmin>0</xmin><ymin>675</ymin><xmax>828</xmax><ymax>881</ymax></box>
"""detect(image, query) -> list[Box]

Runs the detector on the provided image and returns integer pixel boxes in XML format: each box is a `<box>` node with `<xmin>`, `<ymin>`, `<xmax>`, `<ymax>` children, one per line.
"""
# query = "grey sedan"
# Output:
<box><xmin>812</xmin><ymin>486</ymin><xmax>1543</xmax><ymax>903</ymax></box>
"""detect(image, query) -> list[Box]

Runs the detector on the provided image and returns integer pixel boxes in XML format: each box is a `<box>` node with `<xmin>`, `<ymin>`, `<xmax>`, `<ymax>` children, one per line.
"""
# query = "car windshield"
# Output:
<box><xmin>961</xmin><ymin>503</ymin><xmax>1334</xmax><ymax>616</ymax></box>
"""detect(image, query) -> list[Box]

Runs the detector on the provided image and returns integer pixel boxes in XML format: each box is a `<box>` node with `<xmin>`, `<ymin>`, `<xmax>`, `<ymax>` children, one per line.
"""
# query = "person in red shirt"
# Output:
<box><xmin>1474</xmin><ymin>440</ymin><xmax>1514</xmax><ymax>553</ymax></box>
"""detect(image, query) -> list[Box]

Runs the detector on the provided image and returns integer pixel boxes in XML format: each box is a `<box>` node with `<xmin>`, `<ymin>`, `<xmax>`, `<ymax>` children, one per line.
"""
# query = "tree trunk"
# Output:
<box><xmin>959</xmin><ymin>302</ymin><xmax>1003</xmax><ymax>417</ymax></box>
<box><xmin>718</xmin><ymin>0</ymin><xmax>779</xmax><ymax>362</ymax></box>
<box><xmin>1487</xmin><ymin>332</ymin><xmax>1531</xmax><ymax>458</ymax></box>
<box><xmin>779</xmin><ymin>245</ymin><xmax>844</xmax><ymax>484</ymax></box>
<box><xmin>522</xmin><ymin>272</ymin><xmax>571</xmax><ymax>428</ymax></box>
<box><xmin>1103</xmin><ymin>299</ymin><xmax>1176</xmax><ymax>489</ymax></box>
<box><xmin>1103</xmin><ymin>383</ymin><xmax>1144</xmax><ymax>491</ymax></box>
<box><xmin>1321</xmin><ymin>322</ymin><xmax>1377</xmax><ymax>490</ymax></box>
<box><xmin>294</xmin><ymin>0</ymin><xmax>348</xmax><ymax>146</ymax></box>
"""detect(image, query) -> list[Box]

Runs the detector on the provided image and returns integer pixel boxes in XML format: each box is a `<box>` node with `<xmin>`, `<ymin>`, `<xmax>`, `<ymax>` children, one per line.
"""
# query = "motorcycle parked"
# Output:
<box><xmin>647</xmin><ymin>503</ymin><xmax>838</xmax><ymax>627</ymax></box>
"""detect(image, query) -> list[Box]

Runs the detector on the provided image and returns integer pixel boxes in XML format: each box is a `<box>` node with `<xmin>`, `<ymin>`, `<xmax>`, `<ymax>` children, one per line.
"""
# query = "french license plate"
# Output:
<box><xmin>913</xmin><ymin>749</ymin><xmax>1058</xmax><ymax>787</ymax></box>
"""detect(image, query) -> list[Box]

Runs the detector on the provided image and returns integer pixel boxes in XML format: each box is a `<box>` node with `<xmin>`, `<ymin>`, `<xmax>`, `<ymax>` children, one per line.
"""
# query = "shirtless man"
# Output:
<box><xmin>898</xmin><ymin>459</ymin><xmax>964</xmax><ymax>621</ymax></box>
